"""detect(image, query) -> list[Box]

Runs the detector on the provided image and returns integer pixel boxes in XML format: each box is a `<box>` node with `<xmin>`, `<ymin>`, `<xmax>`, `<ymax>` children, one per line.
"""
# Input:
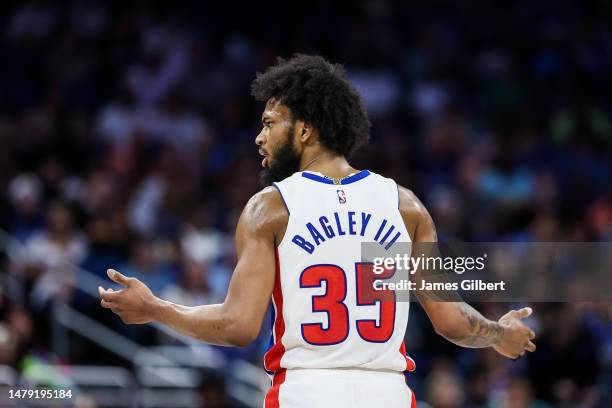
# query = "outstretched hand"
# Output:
<box><xmin>493</xmin><ymin>307</ymin><xmax>536</xmax><ymax>359</ymax></box>
<box><xmin>98</xmin><ymin>269</ymin><xmax>156</xmax><ymax>324</ymax></box>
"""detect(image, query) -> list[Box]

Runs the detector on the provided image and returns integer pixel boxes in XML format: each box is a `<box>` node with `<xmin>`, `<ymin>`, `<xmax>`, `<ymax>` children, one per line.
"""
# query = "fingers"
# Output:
<box><xmin>515</xmin><ymin>307</ymin><xmax>533</xmax><ymax>319</ymax></box>
<box><xmin>510</xmin><ymin>340</ymin><xmax>536</xmax><ymax>361</ymax></box>
<box><xmin>99</xmin><ymin>285</ymin><xmax>127</xmax><ymax>319</ymax></box>
<box><xmin>100</xmin><ymin>296</ymin><xmax>123</xmax><ymax>315</ymax></box>
<box><xmin>98</xmin><ymin>285</ymin><xmax>122</xmax><ymax>302</ymax></box>
<box><xmin>107</xmin><ymin>269</ymin><xmax>131</xmax><ymax>286</ymax></box>
<box><xmin>528</xmin><ymin>328</ymin><xmax>536</xmax><ymax>339</ymax></box>
<box><xmin>525</xmin><ymin>340</ymin><xmax>536</xmax><ymax>352</ymax></box>
<box><xmin>100</xmin><ymin>299</ymin><xmax>113</xmax><ymax>309</ymax></box>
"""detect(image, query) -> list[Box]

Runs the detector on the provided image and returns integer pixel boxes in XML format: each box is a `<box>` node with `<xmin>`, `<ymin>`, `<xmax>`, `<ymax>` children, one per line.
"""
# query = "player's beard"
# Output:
<box><xmin>259</xmin><ymin>123</ymin><xmax>301</xmax><ymax>187</ymax></box>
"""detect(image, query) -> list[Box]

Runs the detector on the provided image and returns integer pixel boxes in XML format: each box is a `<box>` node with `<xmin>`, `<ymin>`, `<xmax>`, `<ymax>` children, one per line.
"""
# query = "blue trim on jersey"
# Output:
<box><xmin>302</xmin><ymin>172</ymin><xmax>334</xmax><ymax>184</ymax></box>
<box><xmin>272</xmin><ymin>182</ymin><xmax>290</xmax><ymax>215</ymax></box>
<box><xmin>343</xmin><ymin>170</ymin><xmax>370</xmax><ymax>184</ymax></box>
<box><xmin>301</xmin><ymin>170</ymin><xmax>371</xmax><ymax>185</ymax></box>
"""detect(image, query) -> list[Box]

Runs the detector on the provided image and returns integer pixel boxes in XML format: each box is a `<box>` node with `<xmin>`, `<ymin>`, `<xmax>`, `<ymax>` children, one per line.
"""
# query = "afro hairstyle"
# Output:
<box><xmin>251</xmin><ymin>54</ymin><xmax>371</xmax><ymax>157</ymax></box>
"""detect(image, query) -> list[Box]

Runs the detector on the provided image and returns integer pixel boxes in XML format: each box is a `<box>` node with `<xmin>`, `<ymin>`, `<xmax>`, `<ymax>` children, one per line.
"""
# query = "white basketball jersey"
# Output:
<box><xmin>264</xmin><ymin>170</ymin><xmax>416</xmax><ymax>375</ymax></box>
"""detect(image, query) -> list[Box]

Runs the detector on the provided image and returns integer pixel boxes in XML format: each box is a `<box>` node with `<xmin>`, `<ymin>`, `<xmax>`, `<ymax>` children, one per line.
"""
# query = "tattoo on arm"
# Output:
<box><xmin>453</xmin><ymin>303</ymin><xmax>504</xmax><ymax>348</ymax></box>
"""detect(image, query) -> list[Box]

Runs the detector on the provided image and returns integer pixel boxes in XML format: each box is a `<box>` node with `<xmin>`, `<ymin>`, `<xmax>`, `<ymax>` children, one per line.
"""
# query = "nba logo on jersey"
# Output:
<box><xmin>337</xmin><ymin>189</ymin><xmax>346</xmax><ymax>203</ymax></box>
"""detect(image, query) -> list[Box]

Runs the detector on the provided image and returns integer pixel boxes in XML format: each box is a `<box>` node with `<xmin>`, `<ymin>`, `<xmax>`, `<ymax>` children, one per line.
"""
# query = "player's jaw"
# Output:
<box><xmin>259</xmin><ymin>124</ymin><xmax>301</xmax><ymax>187</ymax></box>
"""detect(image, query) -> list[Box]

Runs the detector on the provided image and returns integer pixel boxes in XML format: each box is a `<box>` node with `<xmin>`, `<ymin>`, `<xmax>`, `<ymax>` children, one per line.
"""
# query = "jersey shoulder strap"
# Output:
<box><xmin>271</xmin><ymin>172</ymin><xmax>304</xmax><ymax>215</ymax></box>
<box><xmin>367</xmin><ymin>171</ymin><xmax>401</xmax><ymax>210</ymax></box>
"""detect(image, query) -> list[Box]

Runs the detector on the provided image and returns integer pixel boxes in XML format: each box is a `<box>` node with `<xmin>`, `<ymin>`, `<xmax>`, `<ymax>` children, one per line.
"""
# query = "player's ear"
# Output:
<box><xmin>298</xmin><ymin>121</ymin><xmax>316</xmax><ymax>144</ymax></box>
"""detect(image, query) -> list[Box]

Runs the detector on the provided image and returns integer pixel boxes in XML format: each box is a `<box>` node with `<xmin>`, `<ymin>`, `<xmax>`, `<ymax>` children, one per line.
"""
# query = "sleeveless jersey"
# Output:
<box><xmin>264</xmin><ymin>170</ymin><xmax>416</xmax><ymax>375</ymax></box>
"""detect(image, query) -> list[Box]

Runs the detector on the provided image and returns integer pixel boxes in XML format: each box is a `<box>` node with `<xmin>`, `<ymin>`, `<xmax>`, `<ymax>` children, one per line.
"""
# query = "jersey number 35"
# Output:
<box><xmin>300</xmin><ymin>263</ymin><xmax>395</xmax><ymax>345</ymax></box>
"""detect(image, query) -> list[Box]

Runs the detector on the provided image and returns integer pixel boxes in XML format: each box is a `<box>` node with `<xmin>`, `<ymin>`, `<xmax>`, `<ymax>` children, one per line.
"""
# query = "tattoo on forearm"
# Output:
<box><xmin>453</xmin><ymin>303</ymin><xmax>504</xmax><ymax>348</ymax></box>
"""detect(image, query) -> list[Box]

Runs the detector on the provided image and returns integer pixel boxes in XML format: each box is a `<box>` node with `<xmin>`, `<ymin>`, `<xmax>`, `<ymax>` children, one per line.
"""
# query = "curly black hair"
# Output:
<box><xmin>251</xmin><ymin>54</ymin><xmax>371</xmax><ymax>157</ymax></box>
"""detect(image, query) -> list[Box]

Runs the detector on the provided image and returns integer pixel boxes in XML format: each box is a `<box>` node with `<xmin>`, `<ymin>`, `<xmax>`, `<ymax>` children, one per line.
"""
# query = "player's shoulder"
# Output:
<box><xmin>397</xmin><ymin>184</ymin><xmax>433</xmax><ymax>237</ymax></box>
<box><xmin>397</xmin><ymin>185</ymin><xmax>426</xmax><ymax>214</ymax></box>
<box><xmin>244</xmin><ymin>186</ymin><xmax>288</xmax><ymax>217</ymax></box>
<box><xmin>241</xmin><ymin>186</ymin><xmax>289</xmax><ymax>232</ymax></box>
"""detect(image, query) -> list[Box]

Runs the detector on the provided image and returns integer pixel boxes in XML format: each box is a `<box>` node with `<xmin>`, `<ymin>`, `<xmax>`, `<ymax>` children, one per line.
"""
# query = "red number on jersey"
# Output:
<box><xmin>299</xmin><ymin>262</ymin><xmax>397</xmax><ymax>345</ymax></box>
<box><xmin>355</xmin><ymin>262</ymin><xmax>396</xmax><ymax>342</ymax></box>
<box><xmin>300</xmin><ymin>264</ymin><xmax>349</xmax><ymax>345</ymax></box>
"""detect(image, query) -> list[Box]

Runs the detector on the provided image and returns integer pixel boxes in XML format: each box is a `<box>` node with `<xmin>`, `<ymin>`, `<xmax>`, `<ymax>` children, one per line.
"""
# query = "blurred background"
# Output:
<box><xmin>0</xmin><ymin>0</ymin><xmax>611</xmax><ymax>406</ymax></box>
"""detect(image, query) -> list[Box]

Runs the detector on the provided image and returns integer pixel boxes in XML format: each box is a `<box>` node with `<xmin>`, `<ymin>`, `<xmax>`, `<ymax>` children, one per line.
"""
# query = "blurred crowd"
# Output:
<box><xmin>0</xmin><ymin>0</ymin><xmax>611</xmax><ymax>407</ymax></box>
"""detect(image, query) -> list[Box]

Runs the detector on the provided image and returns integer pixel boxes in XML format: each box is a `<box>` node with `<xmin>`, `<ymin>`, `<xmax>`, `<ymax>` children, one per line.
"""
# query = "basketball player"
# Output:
<box><xmin>99</xmin><ymin>54</ymin><xmax>536</xmax><ymax>408</ymax></box>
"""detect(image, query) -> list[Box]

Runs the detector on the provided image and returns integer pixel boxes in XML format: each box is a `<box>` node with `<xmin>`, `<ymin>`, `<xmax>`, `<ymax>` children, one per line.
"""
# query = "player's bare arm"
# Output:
<box><xmin>98</xmin><ymin>186</ymin><xmax>288</xmax><ymax>347</ymax></box>
<box><xmin>398</xmin><ymin>186</ymin><xmax>536</xmax><ymax>359</ymax></box>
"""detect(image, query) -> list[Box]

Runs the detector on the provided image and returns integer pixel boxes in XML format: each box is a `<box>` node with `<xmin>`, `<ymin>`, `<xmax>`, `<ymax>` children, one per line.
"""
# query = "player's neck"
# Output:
<box><xmin>298</xmin><ymin>151</ymin><xmax>358</xmax><ymax>179</ymax></box>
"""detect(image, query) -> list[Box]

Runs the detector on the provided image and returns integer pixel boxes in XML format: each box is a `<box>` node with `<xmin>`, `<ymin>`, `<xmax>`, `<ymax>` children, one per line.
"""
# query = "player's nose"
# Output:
<box><xmin>255</xmin><ymin>130</ymin><xmax>265</xmax><ymax>146</ymax></box>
